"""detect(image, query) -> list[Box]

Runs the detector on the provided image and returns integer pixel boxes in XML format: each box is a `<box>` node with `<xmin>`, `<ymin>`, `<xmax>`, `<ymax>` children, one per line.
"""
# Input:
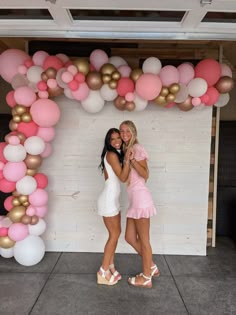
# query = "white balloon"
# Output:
<box><xmin>26</xmin><ymin>66</ymin><xmax>44</xmax><ymax>83</ymax></box>
<box><xmin>11</xmin><ymin>73</ymin><xmax>29</xmax><ymax>90</ymax></box>
<box><xmin>142</xmin><ymin>57</ymin><xmax>162</xmax><ymax>75</ymax></box>
<box><xmin>16</xmin><ymin>175</ymin><xmax>37</xmax><ymax>195</ymax></box>
<box><xmin>175</xmin><ymin>84</ymin><xmax>189</xmax><ymax>103</ymax></box>
<box><xmin>24</xmin><ymin>136</ymin><xmax>45</xmax><ymax>155</ymax></box>
<box><xmin>3</xmin><ymin>144</ymin><xmax>26</xmax><ymax>162</ymax></box>
<box><xmin>14</xmin><ymin>235</ymin><xmax>45</xmax><ymax>266</ymax></box>
<box><xmin>28</xmin><ymin>218</ymin><xmax>46</xmax><ymax>236</ymax></box>
<box><xmin>64</xmin><ymin>88</ymin><xmax>74</xmax><ymax>99</ymax></box>
<box><xmin>109</xmin><ymin>56</ymin><xmax>127</xmax><ymax>68</ymax></box>
<box><xmin>81</xmin><ymin>90</ymin><xmax>105</xmax><ymax>113</ymax></box>
<box><xmin>187</xmin><ymin>78</ymin><xmax>208</xmax><ymax>97</ymax></box>
<box><xmin>100</xmin><ymin>84</ymin><xmax>118</xmax><ymax>101</ymax></box>
<box><xmin>0</xmin><ymin>247</ymin><xmax>14</xmax><ymax>258</ymax></box>
<box><xmin>134</xmin><ymin>93</ymin><xmax>148</xmax><ymax>111</ymax></box>
<box><xmin>214</xmin><ymin>93</ymin><xmax>230</xmax><ymax>107</ymax></box>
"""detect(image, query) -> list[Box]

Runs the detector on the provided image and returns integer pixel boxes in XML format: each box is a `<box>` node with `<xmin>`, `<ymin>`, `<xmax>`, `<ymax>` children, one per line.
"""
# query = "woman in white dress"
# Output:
<box><xmin>97</xmin><ymin>128</ymin><xmax>132</xmax><ymax>286</ymax></box>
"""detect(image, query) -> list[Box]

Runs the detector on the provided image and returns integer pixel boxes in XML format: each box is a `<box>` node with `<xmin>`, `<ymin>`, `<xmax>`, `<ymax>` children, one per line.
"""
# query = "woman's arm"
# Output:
<box><xmin>106</xmin><ymin>151</ymin><xmax>130</xmax><ymax>182</ymax></box>
<box><xmin>130</xmin><ymin>158</ymin><xmax>149</xmax><ymax>181</ymax></box>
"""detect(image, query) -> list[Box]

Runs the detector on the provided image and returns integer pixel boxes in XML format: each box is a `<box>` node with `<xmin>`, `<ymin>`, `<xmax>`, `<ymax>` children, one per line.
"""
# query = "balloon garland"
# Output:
<box><xmin>0</xmin><ymin>48</ymin><xmax>234</xmax><ymax>266</ymax></box>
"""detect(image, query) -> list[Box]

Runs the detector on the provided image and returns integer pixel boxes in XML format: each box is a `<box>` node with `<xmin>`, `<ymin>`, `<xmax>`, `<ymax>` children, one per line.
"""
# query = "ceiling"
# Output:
<box><xmin>1</xmin><ymin>0</ymin><xmax>236</xmax><ymax>68</ymax></box>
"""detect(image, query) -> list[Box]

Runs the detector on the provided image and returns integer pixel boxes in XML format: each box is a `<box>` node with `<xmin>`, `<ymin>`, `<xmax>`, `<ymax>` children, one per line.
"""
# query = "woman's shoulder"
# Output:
<box><xmin>133</xmin><ymin>143</ymin><xmax>149</xmax><ymax>160</ymax></box>
<box><xmin>133</xmin><ymin>143</ymin><xmax>145</xmax><ymax>152</ymax></box>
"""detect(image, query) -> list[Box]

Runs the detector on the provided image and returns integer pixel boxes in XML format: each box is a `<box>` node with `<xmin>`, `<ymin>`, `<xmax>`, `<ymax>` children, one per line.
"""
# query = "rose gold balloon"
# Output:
<box><xmin>154</xmin><ymin>95</ymin><xmax>167</xmax><ymax>106</ymax></box>
<box><xmin>177</xmin><ymin>96</ymin><xmax>193</xmax><ymax>111</ymax></box>
<box><xmin>41</xmin><ymin>72</ymin><xmax>48</xmax><ymax>82</ymax></box>
<box><xmin>45</xmin><ymin>67</ymin><xmax>57</xmax><ymax>79</ymax></box>
<box><xmin>166</xmin><ymin>93</ymin><xmax>176</xmax><ymax>103</ymax></box>
<box><xmin>11</xmin><ymin>108</ymin><xmax>17</xmax><ymax>116</ymax></box>
<box><xmin>160</xmin><ymin>87</ymin><xmax>169</xmax><ymax>97</ymax></box>
<box><xmin>15</xmin><ymin>105</ymin><xmax>27</xmax><ymax>115</ymax></box>
<box><xmin>125</xmin><ymin>101</ymin><xmax>135</xmax><ymax>111</ymax></box>
<box><xmin>19</xmin><ymin>195</ymin><xmax>28</xmax><ymax>203</ymax></box>
<box><xmin>9</xmin><ymin>120</ymin><xmax>18</xmax><ymax>131</ymax></box>
<box><xmin>24</xmin><ymin>154</ymin><xmax>42</xmax><ymax>169</ymax></box>
<box><xmin>109</xmin><ymin>79</ymin><xmax>118</xmax><ymax>89</ymax></box>
<box><xmin>31</xmin><ymin>215</ymin><xmax>39</xmax><ymax>225</ymax></box>
<box><xmin>86</xmin><ymin>71</ymin><xmax>103</xmax><ymax>90</ymax></box>
<box><xmin>7</xmin><ymin>206</ymin><xmax>26</xmax><ymax>223</ymax></box>
<box><xmin>16</xmin><ymin>132</ymin><xmax>26</xmax><ymax>143</ymax></box>
<box><xmin>114</xmin><ymin>96</ymin><xmax>126</xmax><ymax>110</ymax></box>
<box><xmin>102</xmin><ymin>74</ymin><xmax>111</xmax><ymax>84</ymax></box>
<box><xmin>12</xmin><ymin>190</ymin><xmax>20</xmax><ymax>197</ymax></box>
<box><xmin>13</xmin><ymin>115</ymin><xmax>21</xmax><ymax>123</ymax></box>
<box><xmin>48</xmin><ymin>86</ymin><xmax>64</xmax><ymax>97</ymax></box>
<box><xmin>169</xmin><ymin>83</ymin><xmax>180</xmax><ymax>94</ymax></box>
<box><xmin>26</xmin><ymin>168</ymin><xmax>38</xmax><ymax>176</ymax></box>
<box><xmin>22</xmin><ymin>201</ymin><xmax>29</xmax><ymax>207</ymax></box>
<box><xmin>100</xmin><ymin>63</ymin><xmax>116</xmax><ymax>75</ymax></box>
<box><xmin>21</xmin><ymin>113</ymin><xmax>32</xmax><ymax>123</ymax></box>
<box><xmin>12</xmin><ymin>198</ymin><xmax>21</xmax><ymax>206</ymax></box>
<box><xmin>73</xmin><ymin>58</ymin><xmax>90</xmax><ymax>75</ymax></box>
<box><xmin>130</xmin><ymin>68</ymin><xmax>143</xmax><ymax>82</ymax></box>
<box><xmin>0</xmin><ymin>236</ymin><xmax>15</xmax><ymax>249</ymax></box>
<box><xmin>215</xmin><ymin>76</ymin><xmax>234</xmax><ymax>93</ymax></box>
<box><xmin>21</xmin><ymin>214</ymin><xmax>32</xmax><ymax>225</ymax></box>
<box><xmin>111</xmin><ymin>71</ymin><xmax>121</xmax><ymax>80</ymax></box>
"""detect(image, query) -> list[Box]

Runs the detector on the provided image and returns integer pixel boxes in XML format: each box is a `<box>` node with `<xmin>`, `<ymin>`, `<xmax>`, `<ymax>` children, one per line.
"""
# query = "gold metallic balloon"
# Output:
<box><xmin>21</xmin><ymin>113</ymin><xmax>32</xmax><ymax>123</ymax></box>
<box><xmin>15</xmin><ymin>132</ymin><xmax>26</xmax><ymax>143</ymax></box>
<box><xmin>160</xmin><ymin>87</ymin><xmax>169</xmax><ymax>97</ymax></box>
<box><xmin>114</xmin><ymin>96</ymin><xmax>126</xmax><ymax>110</ymax></box>
<box><xmin>22</xmin><ymin>201</ymin><xmax>29</xmax><ymax>207</ymax></box>
<box><xmin>102</xmin><ymin>74</ymin><xmax>111</xmax><ymax>84</ymax></box>
<box><xmin>73</xmin><ymin>58</ymin><xmax>90</xmax><ymax>75</ymax></box>
<box><xmin>24</xmin><ymin>154</ymin><xmax>42</xmax><ymax>169</ymax></box>
<box><xmin>45</xmin><ymin>67</ymin><xmax>57</xmax><ymax>79</ymax></box>
<box><xmin>154</xmin><ymin>95</ymin><xmax>167</xmax><ymax>106</ymax></box>
<box><xmin>100</xmin><ymin>63</ymin><xmax>116</xmax><ymax>75</ymax></box>
<box><xmin>169</xmin><ymin>83</ymin><xmax>180</xmax><ymax>94</ymax></box>
<box><xmin>13</xmin><ymin>115</ymin><xmax>21</xmax><ymax>123</ymax></box>
<box><xmin>21</xmin><ymin>214</ymin><xmax>32</xmax><ymax>225</ymax></box>
<box><xmin>166</xmin><ymin>93</ymin><xmax>176</xmax><ymax>103</ymax></box>
<box><xmin>0</xmin><ymin>236</ymin><xmax>15</xmax><ymax>249</ymax></box>
<box><xmin>109</xmin><ymin>79</ymin><xmax>118</xmax><ymax>89</ymax></box>
<box><xmin>176</xmin><ymin>96</ymin><xmax>193</xmax><ymax>111</ymax></box>
<box><xmin>31</xmin><ymin>215</ymin><xmax>39</xmax><ymax>225</ymax></box>
<box><xmin>7</xmin><ymin>205</ymin><xmax>26</xmax><ymax>223</ymax></box>
<box><xmin>15</xmin><ymin>105</ymin><xmax>27</xmax><ymax>115</ymax></box>
<box><xmin>26</xmin><ymin>168</ymin><xmax>38</xmax><ymax>176</ymax></box>
<box><xmin>130</xmin><ymin>68</ymin><xmax>143</xmax><ymax>82</ymax></box>
<box><xmin>111</xmin><ymin>71</ymin><xmax>121</xmax><ymax>81</ymax></box>
<box><xmin>18</xmin><ymin>195</ymin><xmax>28</xmax><ymax>203</ymax></box>
<box><xmin>11</xmin><ymin>108</ymin><xmax>17</xmax><ymax>116</ymax></box>
<box><xmin>9</xmin><ymin>120</ymin><xmax>18</xmax><ymax>131</ymax></box>
<box><xmin>215</xmin><ymin>76</ymin><xmax>234</xmax><ymax>93</ymax></box>
<box><xmin>41</xmin><ymin>72</ymin><xmax>48</xmax><ymax>82</ymax></box>
<box><xmin>86</xmin><ymin>71</ymin><xmax>103</xmax><ymax>90</ymax></box>
<box><xmin>48</xmin><ymin>86</ymin><xmax>64</xmax><ymax>97</ymax></box>
<box><xmin>125</xmin><ymin>101</ymin><xmax>135</xmax><ymax>111</ymax></box>
<box><xmin>12</xmin><ymin>198</ymin><xmax>21</xmax><ymax>206</ymax></box>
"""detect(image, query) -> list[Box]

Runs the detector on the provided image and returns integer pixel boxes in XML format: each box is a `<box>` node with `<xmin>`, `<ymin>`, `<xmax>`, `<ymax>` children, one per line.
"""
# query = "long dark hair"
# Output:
<box><xmin>99</xmin><ymin>128</ymin><xmax>124</xmax><ymax>173</ymax></box>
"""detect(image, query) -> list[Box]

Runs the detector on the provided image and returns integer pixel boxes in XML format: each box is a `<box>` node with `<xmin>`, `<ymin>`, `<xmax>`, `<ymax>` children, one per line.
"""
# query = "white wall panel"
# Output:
<box><xmin>41</xmin><ymin>95</ymin><xmax>212</xmax><ymax>255</ymax></box>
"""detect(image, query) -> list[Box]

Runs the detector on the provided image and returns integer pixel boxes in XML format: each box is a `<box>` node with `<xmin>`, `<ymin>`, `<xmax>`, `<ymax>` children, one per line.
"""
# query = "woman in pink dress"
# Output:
<box><xmin>119</xmin><ymin>120</ymin><xmax>159</xmax><ymax>288</ymax></box>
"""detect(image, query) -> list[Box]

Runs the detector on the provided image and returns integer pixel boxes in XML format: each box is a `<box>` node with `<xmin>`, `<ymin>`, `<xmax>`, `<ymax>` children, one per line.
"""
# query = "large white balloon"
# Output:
<box><xmin>14</xmin><ymin>235</ymin><xmax>45</xmax><ymax>266</ymax></box>
<box><xmin>109</xmin><ymin>56</ymin><xmax>127</xmax><ymax>68</ymax></box>
<box><xmin>134</xmin><ymin>93</ymin><xmax>148</xmax><ymax>111</ymax></box>
<box><xmin>81</xmin><ymin>90</ymin><xmax>105</xmax><ymax>113</ymax></box>
<box><xmin>26</xmin><ymin>66</ymin><xmax>44</xmax><ymax>84</ymax></box>
<box><xmin>3</xmin><ymin>144</ymin><xmax>27</xmax><ymax>162</ymax></box>
<box><xmin>24</xmin><ymin>136</ymin><xmax>45</xmax><ymax>155</ymax></box>
<box><xmin>187</xmin><ymin>78</ymin><xmax>208</xmax><ymax>97</ymax></box>
<box><xmin>0</xmin><ymin>247</ymin><xmax>14</xmax><ymax>258</ymax></box>
<box><xmin>214</xmin><ymin>93</ymin><xmax>230</xmax><ymax>107</ymax></box>
<box><xmin>28</xmin><ymin>218</ymin><xmax>46</xmax><ymax>236</ymax></box>
<box><xmin>100</xmin><ymin>84</ymin><xmax>118</xmax><ymax>101</ymax></box>
<box><xmin>142</xmin><ymin>57</ymin><xmax>162</xmax><ymax>75</ymax></box>
<box><xmin>16</xmin><ymin>175</ymin><xmax>37</xmax><ymax>195</ymax></box>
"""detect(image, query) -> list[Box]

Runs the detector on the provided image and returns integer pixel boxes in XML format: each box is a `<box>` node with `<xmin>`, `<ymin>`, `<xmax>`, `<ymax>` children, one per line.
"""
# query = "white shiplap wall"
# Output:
<box><xmin>41</xmin><ymin>95</ymin><xmax>212</xmax><ymax>256</ymax></box>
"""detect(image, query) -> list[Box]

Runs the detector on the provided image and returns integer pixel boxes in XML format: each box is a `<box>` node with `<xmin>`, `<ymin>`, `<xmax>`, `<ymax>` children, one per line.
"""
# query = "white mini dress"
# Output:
<box><xmin>97</xmin><ymin>154</ymin><xmax>121</xmax><ymax>217</ymax></box>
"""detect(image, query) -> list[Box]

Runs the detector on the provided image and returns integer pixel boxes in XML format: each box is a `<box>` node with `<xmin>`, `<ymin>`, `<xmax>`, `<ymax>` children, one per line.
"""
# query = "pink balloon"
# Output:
<box><xmin>117</xmin><ymin>78</ymin><xmax>135</xmax><ymax>96</ymax></box>
<box><xmin>192</xmin><ymin>97</ymin><xmax>201</xmax><ymax>106</ymax></box>
<box><xmin>38</xmin><ymin>91</ymin><xmax>49</xmax><ymax>99</ymax></box>
<box><xmin>40</xmin><ymin>142</ymin><xmax>52</xmax><ymax>158</ymax></box>
<box><xmin>165</xmin><ymin>102</ymin><xmax>176</xmax><ymax>109</ymax></box>
<box><xmin>8</xmin><ymin>223</ymin><xmax>28</xmax><ymax>241</ymax></box>
<box><xmin>32</xmin><ymin>51</ymin><xmax>49</xmax><ymax>66</ymax></box>
<box><xmin>29</xmin><ymin>188</ymin><xmax>48</xmax><ymax>207</ymax></box>
<box><xmin>0</xmin><ymin>49</ymin><xmax>30</xmax><ymax>83</ymax></box>
<box><xmin>30</xmin><ymin>99</ymin><xmax>61</xmax><ymax>127</ymax></box>
<box><xmin>4</xmin><ymin>196</ymin><xmax>14</xmax><ymax>211</ymax></box>
<box><xmin>72</xmin><ymin>82</ymin><xmax>90</xmax><ymax>101</ymax></box>
<box><xmin>0</xmin><ymin>142</ymin><xmax>7</xmax><ymax>163</ymax></box>
<box><xmin>8</xmin><ymin>136</ymin><xmax>20</xmax><ymax>145</ymax></box>
<box><xmin>0</xmin><ymin>169</ymin><xmax>3</xmax><ymax>180</ymax></box>
<box><xmin>14</xmin><ymin>86</ymin><xmax>37</xmax><ymax>107</ymax></box>
<box><xmin>220</xmin><ymin>63</ymin><xmax>232</xmax><ymax>78</ymax></box>
<box><xmin>34</xmin><ymin>173</ymin><xmax>48</xmax><ymax>189</ymax></box>
<box><xmin>125</xmin><ymin>92</ymin><xmax>135</xmax><ymax>102</ymax></box>
<box><xmin>43</xmin><ymin>56</ymin><xmax>64</xmax><ymax>71</ymax></box>
<box><xmin>0</xmin><ymin>178</ymin><xmax>16</xmax><ymax>193</ymax></box>
<box><xmin>135</xmin><ymin>73</ymin><xmax>162</xmax><ymax>101</ymax></box>
<box><xmin>178</xmin><ymin>63</ymin><xmax>195</xmax><ymax>85</ymax></box>
<box><xmin>200</xmin><ymin>94</ymin><xmax>210</xmax><ymax>104</ymax></box>
<box><xmin>18</xmin><ymin>121</ymin><xmax>39</xmax><ymax>138</ymax></box>
<box><xmin>6</xmin><ymin>91</ymin><xmax>17</xmax><ymax>107</ymax></box>
<box><xmin>35</xmin><ymin>205</ymin><xmax>48</xmax><ymax>217</ymax></box>
<box><xmin>205</xmin><ymin>87</ymin><xmax>220</xmax><ymax>106</ymax></box>
<box><xmin>3</xmin><ymin>161</ymin><xmax>27</xmax><ymax>182</ymax></box>
<box><xmin>0</xmin><ymin>227</ymin><xmax>8</xmax><ymax>237</ymax></box>
<box><xmin>118</xmin><ymin>65</ymin><xmax>132</xmax><ymax>77</ymax></box>
<box><xmin>36</xmin><ymin>127</ymin><xmax>55</xmax><ymax>142</ymax></box>
<box><xmin>26</xmin><ymin>205</ymin><xmax>36</xmax><ymax>216</ymax></box>
<box><xmin>159</xmin><ymin>65</ymin><xmax>180</xmax><ymax>87</ymax></box>
<box><xmin>89</xmin><ymin>49</ymin><xmax>109</xmax><ymax>71</ymax></box>
<box><xmin>37</xmin><ymin>81</ymin><xmax>48</xmax><ymax>91</ymax></box>
<box><xmin>195</xmin><ymin>59</ymin><xmax>221</xmax><ymax>87</ymax></box>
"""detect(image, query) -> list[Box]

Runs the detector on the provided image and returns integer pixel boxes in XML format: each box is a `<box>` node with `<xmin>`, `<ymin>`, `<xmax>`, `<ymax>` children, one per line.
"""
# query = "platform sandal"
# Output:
<box><xmin>97</xmin><ymin>266</ymin><xmax>118</xmax><ymax>286</ymax></box>
<box><xmin>109</xmin><ymin>263</ymin><xmax>122</xmax><ymax>281</ymax></box>
<box><xmin>128</xmin><ymin>273</ymin><xmax>152</xmax><ymax>288</ymax></box>
<box><xmin>151</xmin><ymin>264</ymin><xmax>160</xmax><ymax>278</ymax></box>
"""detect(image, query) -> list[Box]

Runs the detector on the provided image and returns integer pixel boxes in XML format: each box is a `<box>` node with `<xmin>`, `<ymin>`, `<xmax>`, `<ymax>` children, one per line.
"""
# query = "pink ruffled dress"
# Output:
<box><xmin>126</xmin><ymin>144</ymin><xmax>157</xmax><ymax>219</ymax></box>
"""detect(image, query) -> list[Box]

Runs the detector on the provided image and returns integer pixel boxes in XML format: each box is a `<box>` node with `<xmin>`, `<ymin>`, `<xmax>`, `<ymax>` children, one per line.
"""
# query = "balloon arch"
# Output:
<box><xmin>0</xmin><ymin>48</ymin><xmax>234</xmax><ymax>266</ymax></box>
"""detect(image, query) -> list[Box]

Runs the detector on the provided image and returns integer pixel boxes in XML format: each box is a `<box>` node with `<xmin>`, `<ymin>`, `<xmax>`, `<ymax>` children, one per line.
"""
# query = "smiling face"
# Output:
<box><xmin>119</xmin><ymin>123</ymin><xmax>132</xmax><ymax>145</ymax></box>
<box><xmin>110</xmin><ymin>132</ymin><xmax>122</xmax><ymax>150</ymax></box>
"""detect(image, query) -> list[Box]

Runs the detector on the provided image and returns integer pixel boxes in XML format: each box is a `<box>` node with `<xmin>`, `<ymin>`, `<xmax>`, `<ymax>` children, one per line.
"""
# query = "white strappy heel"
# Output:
<box><xmin>97</xmin><ymin>266</ymin><xmax>118</xmax><ymax>286</ymax></box>
<box><xmin>151</xmin><ymin>264</ymin><xmax>160</xmax><ymax>278</ymax></box>
<box><xmin>109</xmin><ymin>263</ymin><xmax>122</xmax><ymax>281</ymax></box>
<box><xmin>128</xmin><ymin>273</ymin><xmax>152</xmax><ymax>288</ymax></box>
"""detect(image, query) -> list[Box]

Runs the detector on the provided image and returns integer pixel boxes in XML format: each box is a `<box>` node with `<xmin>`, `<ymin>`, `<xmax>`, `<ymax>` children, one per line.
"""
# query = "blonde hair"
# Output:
<box><xmin>119</xmin><ymin>120</ymin><xmax>138</xmax><ymax>150</ymax></box>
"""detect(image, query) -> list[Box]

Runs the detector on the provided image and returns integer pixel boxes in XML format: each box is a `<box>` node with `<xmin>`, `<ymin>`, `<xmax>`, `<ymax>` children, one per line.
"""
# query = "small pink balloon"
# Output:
<box><xmin>36</xmin><ymin>127</ymin><xmax>55</xmax><ymax>142</ymax></box>
<box><xmin>192</xmin><ymin>97</ymin><xmax>201</xmax><ymax>106</ymax></box>
<box><xmin>34</xmin><ymin>173</ymin><xmax>48</xmax><ymax>189</ymax></box>
<box><xmin>24</xmin><ymin>59</ymin><xmax>33</xmax><ymax>68</ymax></box>
<box><xmin>220</xmin><ymin>63</ymin><xmax>232</xmax><ymax>78</ymax></box>
<box><xmin>118</xmin><ymin>65</ymin><xmax>132</xmax><ymax>77</ymax></box>
<box><xmin>0</xmin><ymin>227</ymin><xmax>8</xmax><ymax>237</ymax></box>
<box><xmin>200</xmin><ymin>94</ymin><xmax>210</xmax><ymax>104</ymax></box>
<box><xmin>35</xmin><ymin>205</ymin><xmax>48</xmax><ymax>217</ymax></box>
<box><xmin>4</xmin><ymin>195</ymin><xmax>14</xmax><ymax>211</ymax></box>
<box><xmin>32</xmin><ymin>51</ymin><xmax>49</xmax><ymax>66</ymax></box>
<box><xmin>72</xmin><ymin>82</ymin><xmax>90</xmax><ymax>101</ymax></box>
<box><xmin>159</xmin><ymin>65</ymin><xmax>180</xmax><ymax>87</ymax></box>
<box><xmin>178</xmin><ymin>63</ymin><xmax>195</xmax><ymax>85</ymax></box>
<box><xmin>40</xmin><ymin>142</ymin><xmax>52</xmax><ymax>158</ymax></box>
<box><xmin>74</xmin><ymin>72</ymin><xmax>85</xmax><ymax>83</ymax></box>
<box><xmin>8</xmin><ymin>135</ymin><xmax>20</xmax><ymax>145</ymax></box>
<box><xmin>165</xmin><ymin>102</ymin><xmax>176</xmax><ymax>108</ymax></box>
<box><xmin>14</xmin><ymin>86</ymin><xmax>37</xmax><ymax>107</ymax></box>
<box><xmin>3</xmin><ymin>161</ymin><xmax>27</xmax><ymax>182</ymax></box>
<box><xmin>43</xmin><ymin>55</ymin><xmax>64</xmax><ymax>71</ymax></box>
<box><xmin>18</xmin><ymin>121</ymin><xmax>39</xmax><ymax>138</ymax></box>
<box><xmin>29</xmin><ymin>188</ymin><xmax>48</xmax><ymax>207</ymax></box>
<box><xmin>61</xmin><ymin>71</ymin><xmax>73</xmax><ymax>83</ymax></box>
<box><xmin>0</xmin><ymin>178</ymin><xmax>16</xmax><ymax>193</ymax></box>
<box><xmin>26</xmin><ymin>205</ymin><xmax>36</xmax><ymax>216</ymax></box>
<box><xmin>125</xmin><ymin>92</ymin><xmax>135</xmax><ymax>102</ymax></box>
<box><xmin>89</xmin><ymin>49</ymin><xmax>109</xmax><ymax>71</ymax></box>
<box><xmin>8</xmin><ymin>223</ymin><xmax>28</xmax><ymax>241</ymax></box>
<box><xmin>6</xmin><ymin>91</ymin><xmax>16</xmax><ymax>108</ymax></box>
<box><xmin>67</xmin><ymin>65</ymin><xmax>78</xmax><ymax>75</ymax></box>
<box><xmin>38</xmin><ymin>91</ymin><xmax>49</xmax><ymax>99</ymax></box>
<box><xmin>69</xmin><ymin>80</ymin><xmax>79</xmax><ymax>91</ymax></box>
<box><xmin>18</xmin><ymin>65</ymin><xmax>27</xmax><ymax>75</ymax></box>
<box><xmin>37</xmin><ymin>81</ymin><xmax>48</xmax><ymax>91</ymax></box>
<box><xmin>47</xmin><ymin>78</ymin><xmax>57</xmax><ymax>89</ymax></box>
